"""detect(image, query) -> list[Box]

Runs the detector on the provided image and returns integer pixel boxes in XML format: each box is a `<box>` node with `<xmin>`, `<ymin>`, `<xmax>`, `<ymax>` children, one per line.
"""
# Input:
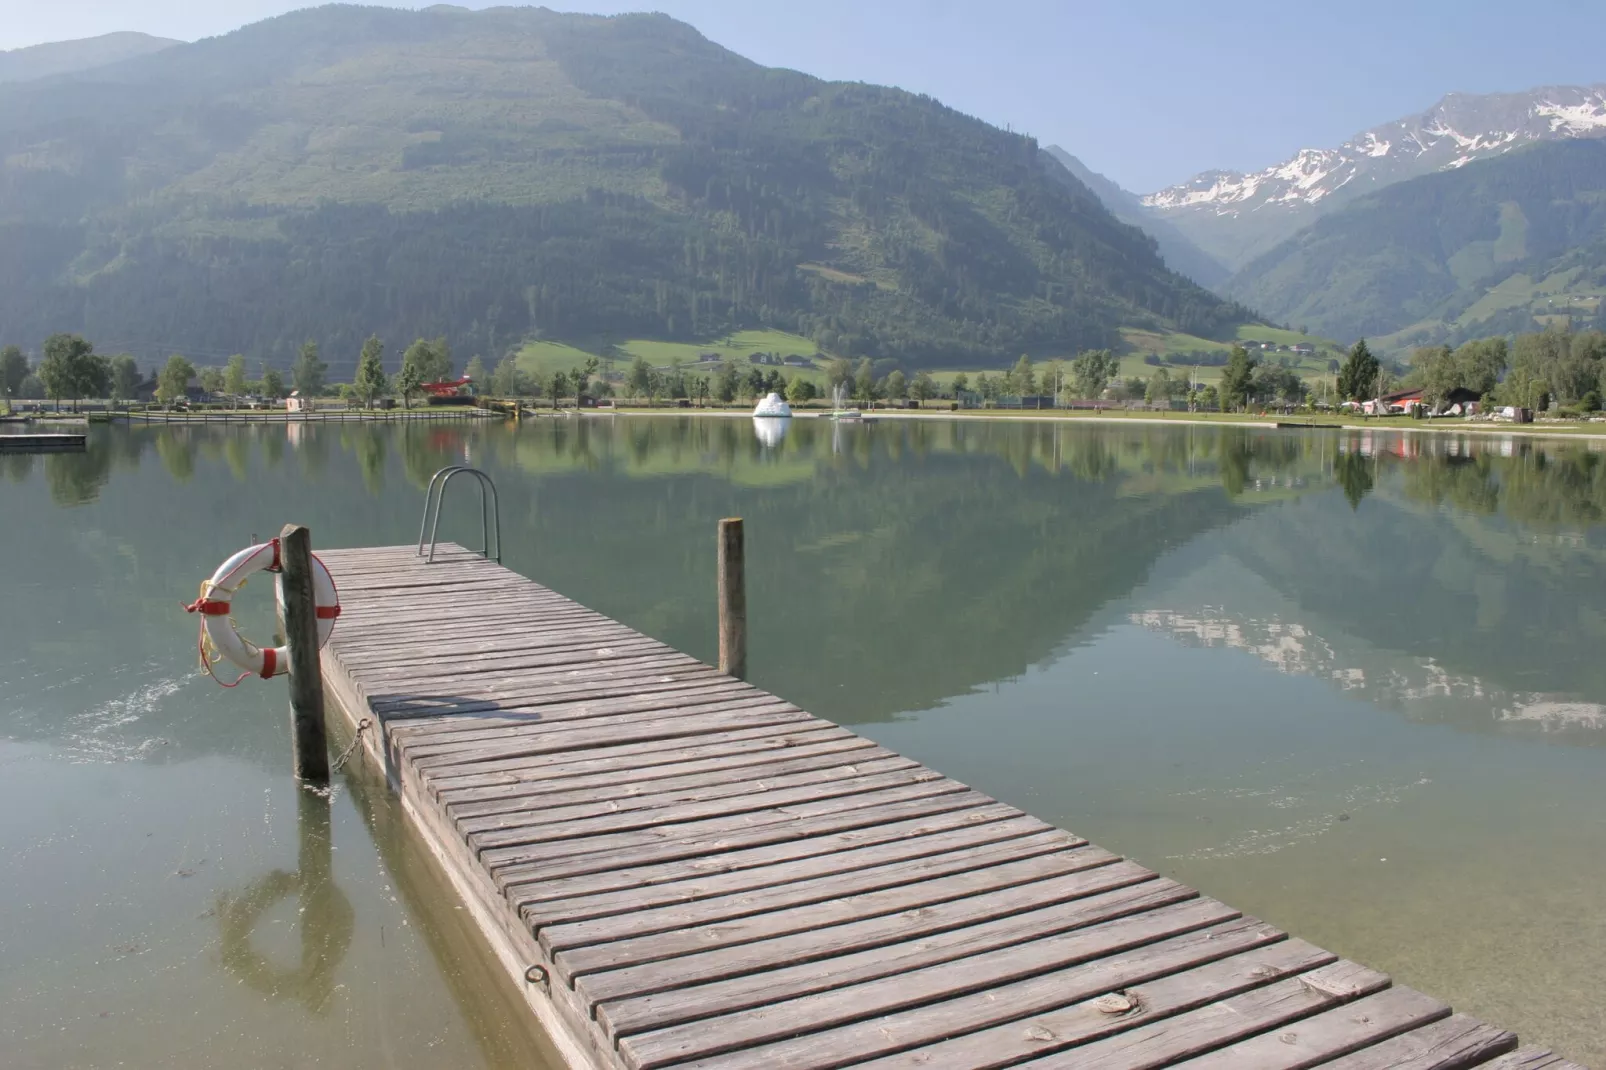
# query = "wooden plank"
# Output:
<box><xmin>584</xmin><ymin>872</ymin><xmax>1195</xmax><ymax>1019</ymax></box>
<box><xmin>404</xmin><ymin>695</ymin><xmax>799</xmax><ymax>761</ymax></box>
<box><xmin>372</xmin><ymin>673</ymin><xmax>755</xmax><ymax>721</ymax></box>
<box><xmin>443</xmin><ymin>733</ymin><xmax>876</xmax><ymax>811</ymax></box>
<box><xmin>541</xmin><ymin>837</ymin><xmax>1094</xmax><ymax>954</ymax></box>
<box><xmin>355</xmin><ymin>651</ymin><xmax>708</xmax><ymax>693</ymax></box>
<box><xmin>500</xmin><ymin>801</ymin><xmax>1028</xmax><ymax>904</ymax></box>
<box><xmin>843</xmin><ymin>939</ymin><xmax>1339</xmax><ymax>1070</ymax></box>
<box><xmin>451</xmin><ymin>752</ymin><xmax>917</xmax><ymax>828</ymax></box>
<box><xmin>611</xmin><ymin>909</ymin><xmax>1269</xmax><ymax>1069</ymax></box>
<box><xmin>427</xmin><ymin>723</ymin><xmax>854</xmax><ymax>792</ymax></box>
<box><xmin>986</xmin><ymin>961</ymin><xmax>1392</xmax><ymax>1070</ymax></box>
<box><xmin>518</xmin><ymin>817</ymin><xmax>1064</xmax><ymax>929</ymax></box>
<box><xmin>410</xmin><ymin>708</ymin><xmax>819</xmax><ymax>770</ymax></box>
<box><xmin>1162</xmin><ymin>985</ymin><xmax>1452</xmax><ymax>1070</ymax></box>
<box><xmin>1313</xmin><ymin>1014</ymin><xmax>1517</xmax><ymax>1070</ymax></box>
<box><xmin>471</xmin><ymin>768</ymin><xmax>957</xmax><ymax>854</ymax></box>
<box><xmin>396</xmin><ymin>684</ymin><xmax>777</xmax><ymax>744</ymax></box>
<box><xmin>480</xmin><ymin>785</ymin><xmax>990</xmax><ymax>878</ymax></box>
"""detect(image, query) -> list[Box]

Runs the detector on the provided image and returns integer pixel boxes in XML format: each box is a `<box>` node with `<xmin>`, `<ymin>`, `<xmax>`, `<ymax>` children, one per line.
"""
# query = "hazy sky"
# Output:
<box><xmin>4</xmin><ymin>0</ymin><xmax>1603</xmax><ymax>190</ymax></box>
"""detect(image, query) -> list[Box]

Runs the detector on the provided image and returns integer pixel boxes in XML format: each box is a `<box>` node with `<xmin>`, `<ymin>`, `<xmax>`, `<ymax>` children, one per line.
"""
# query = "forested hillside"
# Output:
<box><xmin>1224</xmin><ymin>139</ymin><xmax>1606</xmax><ymax>346</ymax></box>
<box><xmin>0</xmin><ymin>5</ymin><xmax>1250</xmax><ymax>377</ymax></box>
<box><xmin>0</xmin><ymin>32</ymin><xmax>178</xmax><ymax>83</ymax></box>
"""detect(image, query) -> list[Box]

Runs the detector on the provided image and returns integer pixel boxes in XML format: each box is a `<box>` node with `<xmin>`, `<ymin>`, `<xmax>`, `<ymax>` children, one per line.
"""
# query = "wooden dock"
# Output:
<box><xmin>316</xmin><ymin>544</ymin><xmax>1586</xmax><ymax>1070</ymax></box>
<box><xmin>0</xmin><ymin>432</ymin><xmax>86</xmax><ymax>451</ymax></box>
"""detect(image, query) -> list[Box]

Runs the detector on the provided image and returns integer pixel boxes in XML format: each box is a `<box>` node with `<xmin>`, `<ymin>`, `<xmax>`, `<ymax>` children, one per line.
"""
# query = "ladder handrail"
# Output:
<box><xmin>417</xmin><ymin>466</ymin><xmax>502</xmax><ymax>563</ymax></box>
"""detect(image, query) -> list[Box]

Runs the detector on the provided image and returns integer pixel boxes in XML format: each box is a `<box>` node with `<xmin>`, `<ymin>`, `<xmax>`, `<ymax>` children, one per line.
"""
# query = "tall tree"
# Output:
<box><xmin>1145</xmin><ymin>367</ymin><xmax>1172</xmax><ymax>404</ymax></box>
<box><xmin>1070</xmin><ymin>349</ymin><xmax>1117</xmax><ymax>399</ymax></box>
<box><xmin>1336</xmin><ymin>339</ymin><xmax>1380</xmax><ymax>402</ymax></box>
<box><xmin>1218</xmin><ymin>345</ymin><xmax>1258</xmax><ymax>412</ymax></box>
<box><xmin>1008</xmin><ymin>355</ymin><xmax>1035</xmax><ymax>396</ymax></box>
<box><xmin>37</xmin><ymin>333</ymin><xmax>97</xmax><ymax>410</ymax></box>
<box><xmin>950</xmin><ymin>372</ymin><xmax>969</xmax><ymax>396</ymax></box>
<box><xmin>463</xmin><ymin>355</ymin><xmax>488</xmax><ymax>393</ymax></box>
<box><xmin>714</xmin><ymin>361</ymin><xmax>739</xmax><ymax>403</ymax></box>
<box><xmin>1453</xmin><ymin>338</ymin><xmax>1507</xmax><ymax>398</ymax></box>
<box><xmin>354</xmin><ymin>334</ymin><xmax>388</xmax><ymax>407</ymax></box>
<box><xmin>109</xmin><ymin>355</ymin><xmax>140</xmax><ymax>402</ymax></box>
<box><xmin>910</xmin><ymin>370</ymin><xmax>936</xmax><ymax>404</ymax></box>
<box><xmin>293</xmin><ymin>340</ymin><xmax>327</xmax><ymax>396</ymax></box>
<box><xmin>1</xmin><ymin>345</ymin><xmax>26</xmax><ymax>399</ymax></box>
<box><xmin>402</xmin><ymin>337</ymin><xmax>454</xmax><ymax>386</ymax></box>
<box><xmin>883</xmin><ymin>370</ymin><xmax>908</xmax><ymax>400</ymax></box>
<box><xmin>546</xmin><ymin>369</ymin><xmax>568</xmax><ymax>408</ymax></box>
<box><xmin>199</xmin><ymin>366</ymin><xmax>226</xmax><ymax>395</ymax></box>
<box><xmin>395</xmin><ymin>362</ymin><xmax>423</xmax><ymax>408</ymax></box>
<box><xmin>157</xmin><ymin>355</ymin><xmax>196</xmax><ymax>406</ymax></box>
<box><xmin>786</xmin><ymin>375</ymin><xmax>814</xmax><ymax>404</ymax></box>
<box><xmin>261</xmin><ymin>366</ymin><xmax>285</xmax><ymax>399</ymax></box>
<box><xmin>853</xmin><ymin>357</ymin><xmax>875</xmax><ymax>404</ymax></box>
<box><xmin>224</xmin><ymin>354</ymin><xmax>248</xmax><ymax>398</ymax></box>
<box><xmin>628</xmin><ymin>356</ymin><xmax>653</xmax><ymax>401</ymax></box>
<box><xmin>490</xmin><ymin>355</ymin><xmax>523</xmax><ymax>397</ymax></box>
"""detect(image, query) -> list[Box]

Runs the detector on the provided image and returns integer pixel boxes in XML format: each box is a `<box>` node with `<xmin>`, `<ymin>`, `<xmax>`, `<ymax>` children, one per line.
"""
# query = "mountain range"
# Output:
<box><xmin>0</xmin><ymin>6</ymin><xmax>1247</xmax><ymax>377</ymax></box>
<box><xmin>1053</xmin><ymin>85</ymin><xmax>1606</xmax><ymax>351</ymax></box>
<box><xmin>1224</xmin><ymin>138</ymin><xmax>1606</xmax><ymax>345</ymax></box>
<box><xmin>0</xmin><ymin>31</ymin><xmax>178</xmax><ymax>83</ymax></box>
<box><xmin>1142</xmin><ymin>84</ymin><xmax>1606</xmax><ymax>272</ymax></box>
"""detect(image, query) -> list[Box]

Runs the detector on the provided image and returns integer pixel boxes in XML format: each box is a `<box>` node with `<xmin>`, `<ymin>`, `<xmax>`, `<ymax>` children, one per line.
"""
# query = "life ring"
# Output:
<box><xmin>183</xmin><ymin>539</ymin><xmax>340</xmax><ymax>685</ymax></box>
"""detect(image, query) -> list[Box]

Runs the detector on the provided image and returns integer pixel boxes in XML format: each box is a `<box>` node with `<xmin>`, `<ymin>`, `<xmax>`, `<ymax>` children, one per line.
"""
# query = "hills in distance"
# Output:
<box><xmin>1142</xmin><ymin>84</ymin><xmax>1606</xmax><ymax>272</ymax></box>
<box><xmin>0</xmin><ymin>31</ymin><xmax>178</xmax><ymax>83</ymax></box>
<box><xmin>1057</xmin><ymin>84</ymin><xmax>1606</xmax><ymax>353</ymax></box>
<box><xmin>1224</xmin><ymin>138</ymin><xmax>1606</xmax><ymax>347</ymax></box>
<box><xmin>0</xmin><ymin>4</ymin><xmax>1249</xmax><ymax>378</ymax></box>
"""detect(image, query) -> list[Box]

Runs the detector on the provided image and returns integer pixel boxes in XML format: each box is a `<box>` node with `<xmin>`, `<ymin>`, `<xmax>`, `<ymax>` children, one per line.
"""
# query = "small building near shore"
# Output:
<box><xmin>286</xmin><ymin>390</ymin><xmax>315</xmax><ymax>413</ymax></box>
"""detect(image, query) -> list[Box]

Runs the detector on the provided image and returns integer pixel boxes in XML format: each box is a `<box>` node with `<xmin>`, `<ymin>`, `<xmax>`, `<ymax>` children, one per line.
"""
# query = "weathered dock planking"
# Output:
<box><xmin>316</xmin><ymin>543</ymin><xmax>1587</xmax><ymax>1070</ymax></box>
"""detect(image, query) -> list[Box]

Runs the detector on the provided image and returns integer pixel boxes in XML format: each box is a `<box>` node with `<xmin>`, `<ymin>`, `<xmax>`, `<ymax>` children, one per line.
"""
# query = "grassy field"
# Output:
<box><xmin>506</xmin><ymin>324</ymin><xmax>1350</xmax><ymax>396</ymax></box>
<box><xmin>512</xmin><ymin>331</ymin><xmax>833</xmax><ymax>390</ymax></box>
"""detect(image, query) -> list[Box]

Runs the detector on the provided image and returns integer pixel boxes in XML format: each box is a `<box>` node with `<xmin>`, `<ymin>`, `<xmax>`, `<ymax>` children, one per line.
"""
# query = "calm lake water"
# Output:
<box><xmin>3</xmin><ymin>415</ymin><xmax>1605</xmax><ymax>1066</ymax></box>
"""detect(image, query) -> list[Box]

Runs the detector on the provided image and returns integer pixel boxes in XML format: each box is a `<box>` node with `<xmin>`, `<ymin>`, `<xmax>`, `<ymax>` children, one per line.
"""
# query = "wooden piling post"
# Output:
<box><xmin>717</xmin><ymin>517</ymin><xmax>746</xmax><ymax>680</ymax></box>
<box><xmin>278</xmin><ymin>523</ymin><xmax>329</xmax><ymax>782</ymax></box>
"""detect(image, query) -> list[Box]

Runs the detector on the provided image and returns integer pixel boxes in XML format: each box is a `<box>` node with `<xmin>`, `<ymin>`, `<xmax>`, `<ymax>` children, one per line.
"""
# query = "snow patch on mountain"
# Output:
<box><xmin>1143</xmin><ymin>84</ymin><xmax>1606</xmax><ymax>220</ymax></box>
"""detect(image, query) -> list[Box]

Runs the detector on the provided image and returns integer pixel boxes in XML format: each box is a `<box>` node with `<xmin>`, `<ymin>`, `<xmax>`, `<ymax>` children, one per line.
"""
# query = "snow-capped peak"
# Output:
<box><xmin>1142</xmin><ymin>84</ymin><xmax>1606</xmax><ymax>218</ymax></box>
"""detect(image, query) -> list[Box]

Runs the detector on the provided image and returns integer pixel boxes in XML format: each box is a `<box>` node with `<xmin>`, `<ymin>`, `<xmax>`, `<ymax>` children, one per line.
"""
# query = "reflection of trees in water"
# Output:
<box><xmin>343</xmin><ymin>425</ymin><xmax>388</xmax><ymax>493</ymax></box>
<box><xmin>216</xmin><ymin>791</ymin><xmax>353</xmax><ymax>1016</ymax></box>
<box><xmin>154</xmin><ymin>428</ymin><xmax>196</xmax><ymax>482</ymax></box>
<box><xmin>1334</xmin><ymin>451</ymin><xmax>1374</xmax><ymax>510</ymax></box>
<box><xmin>1</xmin><ymin>452</ymin><xmax>33</xmax><ymax>483</ymax></box>
<box><xmin>44</xmin><ymin>447</ymin><xmax>115</xmax><ymax>506</ymax></box>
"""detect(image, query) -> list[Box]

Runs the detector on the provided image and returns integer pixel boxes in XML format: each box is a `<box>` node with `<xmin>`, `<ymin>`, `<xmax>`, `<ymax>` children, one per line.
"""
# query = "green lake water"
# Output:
<box><xmin>2</xmin><ymin>415</ymin><xmax>1604</xmax><ymax>1066</ymax></box>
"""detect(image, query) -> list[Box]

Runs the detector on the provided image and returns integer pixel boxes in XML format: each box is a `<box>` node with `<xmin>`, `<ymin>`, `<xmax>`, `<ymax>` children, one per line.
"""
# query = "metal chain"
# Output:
<box><xmin>330</xmin><ymin>717</ymin><xmax>372</xmax><ymax>774</ymax></box>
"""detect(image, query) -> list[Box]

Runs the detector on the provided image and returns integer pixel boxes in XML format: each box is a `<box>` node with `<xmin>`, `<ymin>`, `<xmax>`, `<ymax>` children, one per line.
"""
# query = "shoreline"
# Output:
<box><xmin>594</xmin><ymin>405</ymin><xmax>1606</xmax><ymax>443</ymax></box>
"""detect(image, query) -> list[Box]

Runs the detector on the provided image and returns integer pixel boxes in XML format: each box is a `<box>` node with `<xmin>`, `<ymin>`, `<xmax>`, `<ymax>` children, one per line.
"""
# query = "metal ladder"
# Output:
<box><xmin>417</xmin><ymin>466</ymin><xmax>502</xmax><ymax>563</ymax></box>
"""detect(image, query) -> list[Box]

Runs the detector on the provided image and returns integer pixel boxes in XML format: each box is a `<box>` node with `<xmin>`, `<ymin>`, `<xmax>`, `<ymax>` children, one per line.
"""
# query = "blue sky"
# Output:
<box><xmin>4</xmin><ymin>0</ymin><xmax>1603</xmax><ymax>190</ymax></box>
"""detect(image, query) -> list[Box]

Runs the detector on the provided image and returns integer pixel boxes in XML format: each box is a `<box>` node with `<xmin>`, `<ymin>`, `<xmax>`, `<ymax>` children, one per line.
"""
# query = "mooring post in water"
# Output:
<box><xmin>278</xmin><ymin>523</ymin><xmax>329</xmax><ymax>781</ymax></box>
<box><xmin>718</xmin><ymin>517</ymin><xmax>747</xmax><ymax>680</ymax></box>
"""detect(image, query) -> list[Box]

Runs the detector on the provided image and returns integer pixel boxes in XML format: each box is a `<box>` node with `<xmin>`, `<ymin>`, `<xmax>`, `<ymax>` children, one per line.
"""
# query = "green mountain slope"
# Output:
<box><xmin>0</xmin><ymin>31</ymin><xmax>179</xmax><ymax>83</ymax></box>
<box><xmin>1223</xmin><ymin>139</ymin><xmax>1606</xmax><ymax>347</ymax></box>
<box><xmin>0</xmin><ymin>5</ymin><xmax>1249</xmax><ymax>376</ymax></box>
<box><xmin>1044</xmin><ymin>146</ymin><xmax>1230</xmax><ymax>289</ymax></box>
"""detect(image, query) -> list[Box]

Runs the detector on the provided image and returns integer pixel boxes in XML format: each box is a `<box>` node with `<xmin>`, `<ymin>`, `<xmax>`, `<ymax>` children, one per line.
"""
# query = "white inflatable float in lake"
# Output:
<box><xmin>752</xmin><ymin>392</ymin><xmax>792</xmax><ymax>417</ymax></box>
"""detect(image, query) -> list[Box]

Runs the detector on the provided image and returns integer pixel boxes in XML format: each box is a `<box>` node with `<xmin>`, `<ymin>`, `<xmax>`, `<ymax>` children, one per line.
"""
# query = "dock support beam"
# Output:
<box><xmin>279</xmin><ymin>523</ymin><xmax>330</xmax><ymax>782</ymax></box>
<box><xmin>718</xmin><ymin>517</ymin><xmax>746</xmax><ymax>680</ymax></box>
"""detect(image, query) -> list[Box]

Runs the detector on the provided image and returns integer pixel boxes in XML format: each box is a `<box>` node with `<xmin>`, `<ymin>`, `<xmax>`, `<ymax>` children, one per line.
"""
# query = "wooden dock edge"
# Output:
<box><xmin>320</xmin><ymin>645</ymin><xmax>609</xmax><ymax>1070</ymax></box>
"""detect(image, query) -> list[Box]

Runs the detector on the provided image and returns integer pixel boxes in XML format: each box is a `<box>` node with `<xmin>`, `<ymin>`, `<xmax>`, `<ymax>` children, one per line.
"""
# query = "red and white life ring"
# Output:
<box><xmin>184</xmin><ymin>539</ymin><xmax>340</xmax><ymax>684</ymax></box>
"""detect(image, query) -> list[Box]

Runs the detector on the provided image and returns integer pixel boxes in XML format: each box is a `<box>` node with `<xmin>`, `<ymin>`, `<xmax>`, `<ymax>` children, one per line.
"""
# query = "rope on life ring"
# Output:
<box><xmin>183</xmin><ymin>538</ymin><xmax>340</xmax><ymax>687</ymax></box>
